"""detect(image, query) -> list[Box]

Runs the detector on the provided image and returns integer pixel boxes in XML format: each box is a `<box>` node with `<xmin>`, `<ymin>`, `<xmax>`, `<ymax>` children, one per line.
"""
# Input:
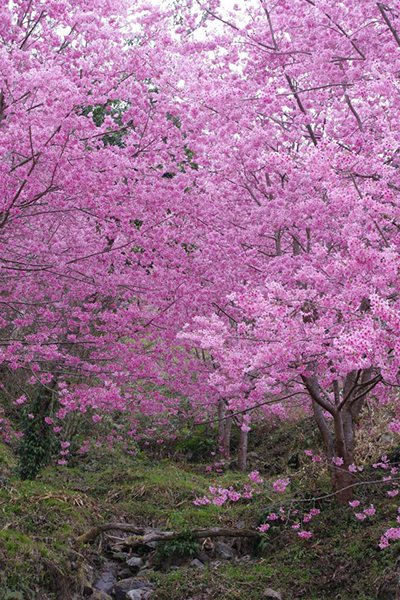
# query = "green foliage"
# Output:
<box><xmin>155</xmin><ymin>532</ymin><xmax>200</xmax><ymax>565</ymax></box>
<box><xmin>174</xmin><ymin>426</ymin><xmax>215</xmax><ymax>462</ymax></box>
<box><xmin>18</xmin><ymin>390</ymin><xmax>58</xmax><ymax>480</ymax></box>
<box><xmin>80</xmin><ymin>100</ymin><xmax>133</xmax><ymax>148</ymax></box>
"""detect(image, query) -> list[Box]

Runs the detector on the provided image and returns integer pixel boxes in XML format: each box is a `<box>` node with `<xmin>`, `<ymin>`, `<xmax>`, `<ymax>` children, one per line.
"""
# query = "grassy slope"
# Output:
<box><xmin>0</xmin><ymin>423</ymin><xmax>399</xmax><ymax>600</ymax></box>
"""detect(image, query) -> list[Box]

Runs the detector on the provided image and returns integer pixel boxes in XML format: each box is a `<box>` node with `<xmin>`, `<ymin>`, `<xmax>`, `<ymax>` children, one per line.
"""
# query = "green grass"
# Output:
<box><xmin>0</xmin><ymin>430</ymin><xmax>399</xmax><ymax>600</ymax></box>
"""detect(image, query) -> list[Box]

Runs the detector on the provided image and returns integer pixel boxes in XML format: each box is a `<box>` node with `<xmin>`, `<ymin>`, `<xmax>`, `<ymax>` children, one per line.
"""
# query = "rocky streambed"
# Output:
<box><xmin>77</xmin><ymin>525</ymin><xmax>282</xmax><ymax>600</ymax></box>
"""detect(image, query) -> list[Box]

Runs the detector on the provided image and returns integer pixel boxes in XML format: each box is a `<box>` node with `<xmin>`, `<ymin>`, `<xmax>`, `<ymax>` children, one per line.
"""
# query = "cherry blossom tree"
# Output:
<box><xmin>175</xmin><ymin>0</ymin><xmax>400</xmax><ymax>500</ymax></box>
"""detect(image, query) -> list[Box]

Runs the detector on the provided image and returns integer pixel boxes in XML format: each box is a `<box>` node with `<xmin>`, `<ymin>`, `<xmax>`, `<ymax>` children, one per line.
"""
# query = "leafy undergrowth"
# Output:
<box><xmin>0</xmin><ymin>425</ymin><xmax>399</xmax><ymax>600</ymax></box>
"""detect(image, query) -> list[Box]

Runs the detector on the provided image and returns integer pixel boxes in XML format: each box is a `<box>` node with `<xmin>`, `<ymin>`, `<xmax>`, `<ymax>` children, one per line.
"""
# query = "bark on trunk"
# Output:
<box><xmin>237</xmin><ymin>426</ymin><xmax>248</xmax><ymax>473</ymax></box>
<box><xmin>222</xmin><ymin>413</ymin><xmax>232</xmax><ymax>459</ymax></box>
<box><xmin>218</xmin><ymin>399</ymin><xmax>226</xmax><ymax>443</ymax></box>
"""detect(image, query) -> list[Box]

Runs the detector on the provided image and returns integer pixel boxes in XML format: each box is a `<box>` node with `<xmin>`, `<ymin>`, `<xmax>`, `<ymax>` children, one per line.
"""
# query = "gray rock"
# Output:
<box><xmin>214</xmin><ymin>541</ymin><xmax>236</xmax><ymax>561</ymax></box>
<box><xmin>195</xmin><ymin>550</ymin><xmax>210</xmax><ymax>564</ymax></box>
<box><xmin>126</xmin><ymin>556</ymin><xmax>143</xmax><ymax>572</ymax></box>
<box><xmin>114</xmin><ymin>578</ymin><xmax>153</xmax><ymax>600</ymax></box>
<box><xmin>93</xmin><ymin>560</ymin><xmax>119</xmax><ymax>594</ymax></box>
<box><xmin>263</xmin><ymin>589</ymin><xmax>282</xmax><ymax>600</ymax></box>
<box><xmin>118</xmin><ymin>568</ymin><xmax>133</xmax><ymax>579</ymax></box>
<box><xmin>190</xmin><ymin>559</ymin><xmax>205</xmax><ymax>570</ymax></box>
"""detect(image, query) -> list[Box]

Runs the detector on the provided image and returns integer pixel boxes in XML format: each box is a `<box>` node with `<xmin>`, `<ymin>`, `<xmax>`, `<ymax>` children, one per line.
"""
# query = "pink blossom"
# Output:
<box><xmin>248</xmin><ymin>470</ymin><xmax>264</xmax><ymax>484</ymax></box>
<box><xmin>297</xmin><ymin>531</ymin><xmax>313</xmax><ymax>539</ymax></box>
<box><xmin>14</xmin><ymin>395</ymin><xmax>26</xmax><ymax>405</ymax></box>
<box><xmin>363</xmin><ymin>505</ymin><xmax>375</xmax><ymax>517</ymax></box>
<box><xmin>273</xmin><ymin>478</ymin><xmax>290</xmax><ymax>493</ymax></box>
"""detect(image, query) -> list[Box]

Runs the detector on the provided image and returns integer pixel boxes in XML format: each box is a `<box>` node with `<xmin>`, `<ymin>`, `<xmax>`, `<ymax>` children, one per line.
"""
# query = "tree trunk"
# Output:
<box><xmin>218</xmin><ymin>399</ymin><xmax>226</xmax><ymax>444</ymax></box>
<box><xmin>303</xmin><ymin>370</ymin><xmax>377</xmax><ymax>504</ymax></box>
<box><xmin>222</xmin><ymin>413</ymin><xmax>232</xmax><ymax>459</ymax></box>
<box><xmin>331</xmin><ymin>409</ymin><xmax>356</xmax><ymax>503</ymax></box>
<box><xmin>237</xmin><ymin>426</ymin><xmax>248</xmax><ymax>472</ymax></box>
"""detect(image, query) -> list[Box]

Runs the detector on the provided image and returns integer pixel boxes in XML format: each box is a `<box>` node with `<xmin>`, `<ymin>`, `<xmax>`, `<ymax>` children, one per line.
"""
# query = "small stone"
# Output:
<box><xmin>118</xmin><ymin>568</ymin><xmax>132</xmax><ymax>579</ymax></box>
<box><xmin>190</xmin><ymin>559</ymin><xmax>205</xmax><ymax>570</ymax></box>
<box><xmin>126</xmin><ymin>556</ymin><xmax>143</xmax><ymax>571</ymax></box>
<box><xmin>263</xmin><ymin>588</ymin><xmax>282</xmax><ymax>600</ymax></box>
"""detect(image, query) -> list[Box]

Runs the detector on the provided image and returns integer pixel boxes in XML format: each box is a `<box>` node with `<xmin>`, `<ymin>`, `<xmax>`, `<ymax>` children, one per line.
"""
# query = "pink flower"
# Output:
<box><xmin>14</xmin><ymin>395</ymin><xmax>26</xmax><ymax>405</ymax></box>
<box><xmin>332</xmin><ymin>457</ymin><xmax>343</xmax><ymax>466</ymax></box>
<box><xmin>193</xmin><ymin>496</ymin><xmax>211</xmax><ymax>506</ymax></box>
<box><xmin>273</xmin><ymin>478</ymin><xmax>290</xmax><ymax>493</ymax></box>
<box><xmin>61</xmin><ymin>441</ymin><xmax>70</xmax><ymax>448</ymax></box>
<box><xmin>363</xmin><ymin>504</ymin><xmax>375</xmax><ymax>516</ymax></box>
<box><xmin>298</xmin><ymin>531</ymin><xmax>313</xmax><ymax>539</ymax></box>
<box><xmin>44</xmin><ymin>417</ymin><xmax>53</xmax><ymax>425</ymax></box>
<box><xmin>355</xmin><ymin>513</ymin><xmax>366</xmax><ymax>521</ymax></box>
<box><xmin>349</xmin><ymin>500</ymin><xmax>360</xmax><ymax>508</ymax></box>
<box><xmin>248</xmin><ymin>470</ymin><xmax>264</xmax><ymax>484</ymax></box>
<box><xmin>258</xmin><ymin>523</ymin><xmax>270</xmax><ymax>532</ymax></box>
<box><xmin>228</xmin><ymin>491</ymin><xmax>241</xmax><ymax>501</ymax></box>
<box><xmin>28</xmin><ymin>414</ymin><xmax>34</xmax><ymax>419</ymax></box>
<box><xmin>57</xmin><ymin>459</ymin><xmax>68</xmax><ymax>466</ymax></box>
<box><xmin>388</xmin><ymin>490</ymin><xmax>398</xmax><ymax>498</ymax></box>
